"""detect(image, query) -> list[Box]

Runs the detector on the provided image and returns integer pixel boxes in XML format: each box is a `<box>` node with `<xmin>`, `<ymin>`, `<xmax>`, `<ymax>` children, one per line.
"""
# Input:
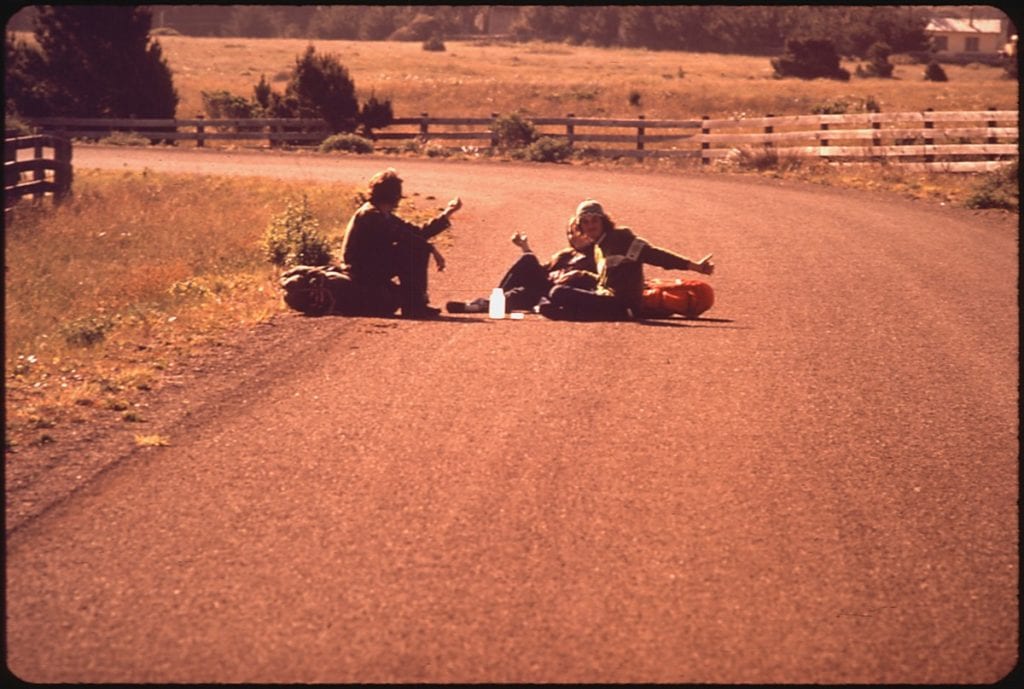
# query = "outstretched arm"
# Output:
<box><xmin>640</xmin><ymin>243</ymin><xmax>715</xmax><ymax>276</ymax></box>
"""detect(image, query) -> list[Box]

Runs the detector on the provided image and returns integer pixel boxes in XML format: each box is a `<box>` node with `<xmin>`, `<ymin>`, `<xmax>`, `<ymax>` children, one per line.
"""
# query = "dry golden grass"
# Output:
<box><xmin>3</xmin><ymin>169</ymin><xmax>359</xmax><ymax>449</ymax></box>
<box><xmin>147</xmin><ymin>36</ymin><xmax>1018</xmax><ymax>120</ymax></box>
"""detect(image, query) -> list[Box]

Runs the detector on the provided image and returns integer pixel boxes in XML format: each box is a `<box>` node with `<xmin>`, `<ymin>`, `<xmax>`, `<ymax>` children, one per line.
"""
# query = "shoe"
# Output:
<box><xmin>403</xmin><ymin>304</ymin><xmax>442</xmax><ymax>319</ymax></box>
<box><xmin>537</xmin><ymin>302</ymin><xmax>563</xmax><ymax>320</ymax></box>
<box><xmin>464</xmin><ymin>298</ymin><xmax>489</xmax><ymax>313</ymax></box>
<box><xmin>446</xmin><ymin>298</ymin><xmax>488</xmax><ymax>314</ymax></box>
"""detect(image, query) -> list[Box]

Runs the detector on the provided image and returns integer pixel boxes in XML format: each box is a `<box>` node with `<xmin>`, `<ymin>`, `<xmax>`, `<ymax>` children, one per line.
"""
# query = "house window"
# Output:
<box><xmin>933</xmin><ymin>35</ymin><xmax>948</xmax><ymax>51</ymax></box>
<box><xmin>965</xmin><ymin>36</ymin><xmax>980</xmax><ymax>52</ymax></box>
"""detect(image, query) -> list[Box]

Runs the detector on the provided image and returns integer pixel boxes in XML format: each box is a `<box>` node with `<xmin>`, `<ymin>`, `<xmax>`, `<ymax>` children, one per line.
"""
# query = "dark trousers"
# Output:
<box><xmin>394</xmin><ymin>235</ymin><xmax>433</xmax><ymax>313</ymax></box>
<box><xmin>543</xmin><ymin>285</ymin><xmax>631</xmax><ymax>321</ymax></box>
<box><xmin>349</xmin><ymin>238</ymin><xmax>433</xmax><ymax>316</ymax></box>
<box><xmin>498</xmin><ymin>253</ymin><xmax>551</xmax><ymax>311</ymax></box>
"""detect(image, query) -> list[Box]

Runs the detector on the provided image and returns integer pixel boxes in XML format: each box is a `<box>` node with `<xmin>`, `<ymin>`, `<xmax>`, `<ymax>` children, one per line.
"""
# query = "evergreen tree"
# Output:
<box><xmin>9</xmin><ymin>6</ymin><xmax>177</xmax><ymax>118</ymax></box>
<box><xmin>286</xmin><ymin>45</ymin><xmax>359</xmax><ymax>133</ymax></box>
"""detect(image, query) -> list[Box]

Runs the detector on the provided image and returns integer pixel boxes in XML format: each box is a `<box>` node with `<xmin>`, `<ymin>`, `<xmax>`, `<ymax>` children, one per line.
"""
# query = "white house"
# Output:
<box><xmin>925</xmin><ymin>16</ymin><xmax>1012</xmax><ymax>57</ymax></box>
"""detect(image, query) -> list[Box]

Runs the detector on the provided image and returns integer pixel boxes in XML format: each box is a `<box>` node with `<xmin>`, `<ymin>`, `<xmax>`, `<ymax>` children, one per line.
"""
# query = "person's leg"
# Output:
<box><xmin>542</xmin><ymin>285</ymin><xmax>630</xmax><ymax>321</ymax></box>
<box><xmin>392</xmin><ymin>238</ymin><xmax>438</xmax><ymax>317</ymax></box>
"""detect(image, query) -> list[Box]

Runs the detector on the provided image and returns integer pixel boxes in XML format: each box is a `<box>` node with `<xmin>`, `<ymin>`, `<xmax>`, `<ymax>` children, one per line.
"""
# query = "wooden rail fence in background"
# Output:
<box><xmin>25</xmin><ymin>109</ymin><xmax>1019</xmax><ymax>173</ymax></box>
<box><xmin>4</xmin><ymin>132</ymin><xmax>72</xmax><ymax>211</ymax></box>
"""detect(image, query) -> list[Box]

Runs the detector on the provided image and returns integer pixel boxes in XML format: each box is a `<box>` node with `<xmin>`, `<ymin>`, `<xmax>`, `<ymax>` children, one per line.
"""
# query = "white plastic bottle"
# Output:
<box><xmin>488</xmin><ymin>287</ymin><xmax>506</xmax><ymax>319</ymax></box>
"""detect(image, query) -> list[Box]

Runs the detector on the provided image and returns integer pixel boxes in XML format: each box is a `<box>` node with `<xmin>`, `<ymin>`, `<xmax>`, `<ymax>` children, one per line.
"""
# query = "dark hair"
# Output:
<box><xmin>368</xmin><ymin>169</ymin><xmax>402</xmax><ymax>206</ymax></box>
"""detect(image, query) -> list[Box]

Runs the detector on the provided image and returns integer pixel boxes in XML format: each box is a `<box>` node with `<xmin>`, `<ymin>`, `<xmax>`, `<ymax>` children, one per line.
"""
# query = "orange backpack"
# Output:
<box><xmin>641</xmin><ymin>278</ymin><xmax>715</xmax><ymax>318</ymax></box>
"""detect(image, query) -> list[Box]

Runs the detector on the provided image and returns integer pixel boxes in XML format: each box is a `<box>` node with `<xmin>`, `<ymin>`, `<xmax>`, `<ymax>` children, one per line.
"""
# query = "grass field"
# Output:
<box><xmin>150</xmin><ymin>36</ymin><xmax>1018</xmax><ymax>120</ymax></box>
<box><xmin>4</xmin><ymin>35</ymin><xmax>1019</xmax><ymax>452</ymax></box>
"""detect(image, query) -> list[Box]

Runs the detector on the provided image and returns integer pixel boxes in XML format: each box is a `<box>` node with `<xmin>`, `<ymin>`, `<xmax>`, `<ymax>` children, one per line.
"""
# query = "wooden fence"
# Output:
<box><xmin>4</xmin><ymin>133</ymin><xmax>73</xmax><ymax>211</ymax></box>
<box><xmin>26</xmin><ymin>110</ymin><xmax>1019</xmax><ymax>172</ymax></box>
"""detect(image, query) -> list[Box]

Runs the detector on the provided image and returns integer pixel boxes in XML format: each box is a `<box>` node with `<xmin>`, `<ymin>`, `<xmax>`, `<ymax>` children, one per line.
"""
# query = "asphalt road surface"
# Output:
<box><xmin>5</xmin><ymin>147</ymin><xmax>1019</xmax><ymax>683</ymax></box>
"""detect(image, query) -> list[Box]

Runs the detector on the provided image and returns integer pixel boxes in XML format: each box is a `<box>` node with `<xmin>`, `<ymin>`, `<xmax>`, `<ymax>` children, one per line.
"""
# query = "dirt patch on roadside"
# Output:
<box><xmin>5</xmin><ymin>312</ymin><xmax>348</xmax><ymax>535</ymax></box>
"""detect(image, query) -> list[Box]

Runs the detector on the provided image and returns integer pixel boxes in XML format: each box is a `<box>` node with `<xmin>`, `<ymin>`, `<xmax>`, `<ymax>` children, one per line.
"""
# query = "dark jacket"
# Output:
<box><xmin>594</xmin><ymin>226</ymin><xmax>690</xmax><ymax>306</ymax></box>
<box><xmin>339</xmin><ymin>202</ymin><xmax>450</xmax><ymax>286</ymax></box>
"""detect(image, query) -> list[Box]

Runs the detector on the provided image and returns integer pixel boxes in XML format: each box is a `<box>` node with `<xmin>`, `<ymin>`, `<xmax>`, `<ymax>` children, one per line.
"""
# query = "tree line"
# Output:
<box><xmin>7</xmin><ymin>5</ymin><xmax>941</xmax><ymax>57</ymax></box>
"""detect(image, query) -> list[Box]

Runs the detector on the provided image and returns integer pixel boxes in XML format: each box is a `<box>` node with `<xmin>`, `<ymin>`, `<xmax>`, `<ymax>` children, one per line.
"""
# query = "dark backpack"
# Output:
<box><xmin>280</xmin><ymin>264</ymin><xmax>355</xmax><ymax>316</ymax></box>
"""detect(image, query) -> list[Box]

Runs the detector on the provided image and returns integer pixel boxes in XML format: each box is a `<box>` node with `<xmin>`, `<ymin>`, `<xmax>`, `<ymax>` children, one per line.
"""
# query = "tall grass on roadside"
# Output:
<box><xmin>4</xmin><ymin>170</ymin><xmax>362</xmax><ymax>448</ymax></box>
<box><xmin>5</xmin><ymin>170</ymin><xmax>357</xmax><ymax>365</ymax></box>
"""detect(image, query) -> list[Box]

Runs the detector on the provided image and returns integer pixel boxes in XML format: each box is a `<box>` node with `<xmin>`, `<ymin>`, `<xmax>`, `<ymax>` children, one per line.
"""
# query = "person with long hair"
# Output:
<box><xmin>339</xmin><ymin>168</ymin><xmax>462</xmax><ymax>318</ymax></box>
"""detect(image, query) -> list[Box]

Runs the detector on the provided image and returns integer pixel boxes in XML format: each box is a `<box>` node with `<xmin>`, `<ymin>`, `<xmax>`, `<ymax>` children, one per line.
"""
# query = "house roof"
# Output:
<box><xmin>925</xmin><ymin>17</ymin><xmax>1004</xmax><ymax>35</ymax></box>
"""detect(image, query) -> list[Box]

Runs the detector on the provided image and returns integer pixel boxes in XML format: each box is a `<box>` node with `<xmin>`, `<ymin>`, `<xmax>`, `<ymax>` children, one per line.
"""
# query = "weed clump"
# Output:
<box><xmin>964</xmin><ymin>163</ymin><xmax>1018</xmax><ymax>211</ymax></box>
<box><xmin>526</xmin><ymin>136</ymin><xmax>573</xmax><ymax>163</ymax></box>
<box><xmin>319</xmin><ymin>133</ymin><xmax>374</xmax><ymax>154</ymax></box>
<box><xmin>422</xmin><ymin>35</ymin><xmax>446</xmax><ymax>52</ymax></box>
<box><xmin>61</xmin><ymin>315</ymin><xmax>116</xmax><ymax>347</ymax></box>
<box><xmin>261</xmin><ymin>195</ymin><xmax>332</xmax><ymax>267</ymax></box>
<box><xmin>492</xmin><ymin>113</ymin><xmax>537</xmax><ymax>150</ymax></box>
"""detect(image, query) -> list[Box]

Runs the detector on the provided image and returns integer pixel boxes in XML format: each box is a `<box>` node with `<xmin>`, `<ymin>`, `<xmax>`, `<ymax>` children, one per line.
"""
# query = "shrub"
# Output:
<box><xmin>286</xmin><ymin>45</ymin><xmax>358</xmax><ymax>133</ymax></box>
<box><xmin>359</xmin><ymin>94</ymin><xmax>394</xmax><ymax>137</ymax></box>
<box><xmin>319</xmin><ymin>133</ymin><xmax>374</xmax><ymax>154</ymax></box>
<box><xmin>492</xmin><ymin>113</ymin><xmax>537</xmax><ymax>150</ymax></box>
<box><xmin>771</xmin><ymin>38</ymin><xmax>851</xmax><ymax>80</ymax></box>
<box><xmin>526</xmin><ymin>136</ymin><xmax>573</xmax><ymax>163</ymax></box>
<box><xmin>61</xmin><ymin>315</ymin><xmax>116</xmax><ymax>347</ymax></box>
<box><xmin>424</xmin><ymin>142</ymin><xmax>451</xmax><ymax>158</ymax></box>
<box><xmin>856</xmin><ymin>41</ymin><xmax>895</xmax><ymax>78</ymax></box>
<box><xmin>965</xmin><ymin>163</ymin><xmax>1018</xmax><ymax>211</ymax></box>
<box><xmin>924</xmin><ymin>61</ymin><xmax>948</xmax><ymax>81</ymax></box>
<box><xmin>261</xmin><ymin>195</ymin><xmax>332</xmax><ymax>268</ymax></box>
<box><xmin>422</xmin><ymin>35</ymin><xmax>446</xmax><ymax>52</ymax></box>
<box><xmin>628</xmin><ymin>89</ymin><xmax>642</xmax><ymax>106</ymax></box>
<box><xmin>201</xmin><ymin>89</ymin><xmax>255</xmax><ymax>119</ymax></box>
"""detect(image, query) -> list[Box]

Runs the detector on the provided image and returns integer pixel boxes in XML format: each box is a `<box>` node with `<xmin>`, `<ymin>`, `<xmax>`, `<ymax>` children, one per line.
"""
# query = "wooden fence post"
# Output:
<box><xmin>195</xmin><ymin>114</ymin><xmax>205</xmax><ymax>148</ymax></box>
<box><xmin>637</xmin><ymin>114</ymin><xmax>645</xmax><ymax>151</ymax></box>
<box><xmin>701</xmin><ymin>116</ymin><xmax>710</xmax><ymax>166</ymax></box>
<box><xmin>923</xmin><ymin>108</ymin><xmax>934</xmax><ymax>163</ymax></box>
<box><xmin>420</xmin><ymin>112</ymin><xmax>429</xmax><ymax>140</ymax></box>
<box><xmin>819</xmin><ymin>121</ymin><xmax>829</xmax><ymax>162</ymax></box>
<box><xmin>566</xmin><ymin>113</ymin><xmax>575</xmax><ymax>147</ymax></box>
<box><xmin>490</xmin><ymin>112</ymin><xmax>499</xmax><ymax>149</ymax></box>
<box><xmin>4</xmin><ymin>137</ymin><xmax>17</xmax><ymax>190</ymax></box>
<box><xmin>54</xmin><ymin>136</ymin><xmax>72</xmax><ymax>201</ymax></box>
<box><xmin>986</xmin><ymin>107</ymin><xmax>998</xmax><ymax>161</ymax></box>
<box><xmin>32</xmin><ymin>140</ymin><xmax>44</xmax><ymax>201</ymax></box>
<box><xmin>764</xmin><ymin>113</ymin><xmax>774</xmax><ymax>150</ymax></box>
<box><xmin>872</xmin><ymin>119</ymin><xmax>882</xmax><ymax>162</ymax></box>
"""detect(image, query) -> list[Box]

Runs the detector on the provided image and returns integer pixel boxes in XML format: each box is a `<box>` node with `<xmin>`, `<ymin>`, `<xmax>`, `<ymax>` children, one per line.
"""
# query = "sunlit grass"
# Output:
<box><xmin>4</xmin><ymin>169</ymin><xmax>364</xmax><ymax>449</ymax></box>
<box><xmin>152</xmin><ymin>36</ymin><xmax>1016</xmax><ymax>120</ymax></box>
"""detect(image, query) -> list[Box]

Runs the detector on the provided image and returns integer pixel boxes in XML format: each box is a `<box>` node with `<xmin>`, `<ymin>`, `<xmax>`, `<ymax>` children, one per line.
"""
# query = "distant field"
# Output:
<box><xmin>139</xmin><ymin>36</ymin><xmax>1020</xmax><ymax>120</ymax></box>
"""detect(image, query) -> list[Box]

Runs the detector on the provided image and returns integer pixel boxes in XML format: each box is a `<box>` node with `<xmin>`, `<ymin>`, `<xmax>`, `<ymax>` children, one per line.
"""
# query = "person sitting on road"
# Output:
<box><xmin>537</xmin><ymin>199</ymin><xmax>714</xmax><ymax>321</ymax></box>
<box><xmin>446</xmin><ymin>219</ymin><xmax>597</xmax><ymax>314</ymax></box>
<box><xmin>339</xmin><ymin>168</ymin><xmax>462</xmax><ymax>319</ymax></box>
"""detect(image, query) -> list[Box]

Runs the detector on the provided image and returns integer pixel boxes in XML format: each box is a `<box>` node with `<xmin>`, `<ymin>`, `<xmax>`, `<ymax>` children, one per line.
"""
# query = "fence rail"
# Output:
<box><xmin>4</xmin><ymin>133</ymin><xmax>72</xmax><ymax>211</ymax></box>
<box><xmin>25</xmin><ymin>110</ymin><xmax>1019</xmax><ymax>172</ymax></box>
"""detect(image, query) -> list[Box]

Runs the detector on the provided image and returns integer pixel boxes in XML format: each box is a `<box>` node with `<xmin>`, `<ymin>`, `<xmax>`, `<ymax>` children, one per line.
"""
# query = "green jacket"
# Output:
<box><xmin>594</xmin><ymin>226</ymin><xmax>691</xmax><ymax>305</ymax></box>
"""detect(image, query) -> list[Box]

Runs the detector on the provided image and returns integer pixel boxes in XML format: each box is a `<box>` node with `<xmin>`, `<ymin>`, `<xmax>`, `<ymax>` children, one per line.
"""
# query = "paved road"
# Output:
<box><xmin>5</xmin><ymin>147</ymin><xmax>1019</xmax><ymax>683</ymax></box>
